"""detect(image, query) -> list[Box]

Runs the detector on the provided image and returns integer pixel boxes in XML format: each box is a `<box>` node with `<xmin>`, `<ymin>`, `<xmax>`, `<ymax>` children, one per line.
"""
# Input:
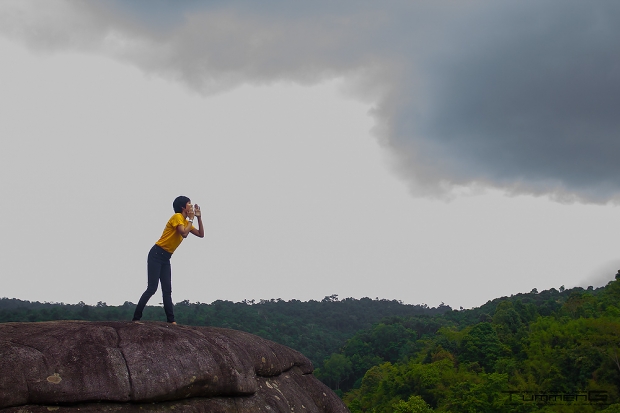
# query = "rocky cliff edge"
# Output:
<box><xmin>0</xmin><ymin>320</ymin><xmax>349</xmax><ymax>412</ymax></box>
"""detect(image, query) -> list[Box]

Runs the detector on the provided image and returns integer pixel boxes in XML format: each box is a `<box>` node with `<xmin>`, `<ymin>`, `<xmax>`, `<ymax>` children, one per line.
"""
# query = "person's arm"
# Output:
<box><xmin>176</xmin><ymin>207</ymin><xmax>196</xmax><ymax>238</ymax></box>
<box><xmin>190</xmin><ymin>204</ymin><xmax>205</xmax><ymax>238</ymax></box>
<box><xmin>177</xmin><ymin>221</ymin><xmax>194</xmax><ymax>238</ymax></box>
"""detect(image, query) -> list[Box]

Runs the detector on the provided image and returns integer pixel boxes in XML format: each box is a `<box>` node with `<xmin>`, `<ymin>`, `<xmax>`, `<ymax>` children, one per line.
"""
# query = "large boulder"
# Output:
<box><xmin>0</xmin><ymin>321</ymin><xmax>349</xmax><ymax>412</ymax></box>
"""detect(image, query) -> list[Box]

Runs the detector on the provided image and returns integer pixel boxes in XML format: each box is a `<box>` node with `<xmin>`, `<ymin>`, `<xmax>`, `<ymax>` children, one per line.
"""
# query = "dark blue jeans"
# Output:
<box><xmin>132</xmin><ymin>244</ymin><xmax>175</xmax><ymax>323</ymax></box>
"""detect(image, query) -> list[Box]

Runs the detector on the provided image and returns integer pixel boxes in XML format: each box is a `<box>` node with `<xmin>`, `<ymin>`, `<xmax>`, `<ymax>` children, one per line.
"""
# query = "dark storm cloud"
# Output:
<box><xmin>3</xmin><ymin>0</ymin><xmax>620</xmax><ymax>202</ymax></box>
<box><xmin>397</xmin><ymin>1</ymin><xmax>620</xmax><ymax>201</ymax></box>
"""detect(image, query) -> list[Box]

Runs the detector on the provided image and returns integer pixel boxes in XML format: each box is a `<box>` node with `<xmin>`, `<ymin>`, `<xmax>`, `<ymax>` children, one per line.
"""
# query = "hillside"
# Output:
<box><xmin>330</xmin><ymin>279</ymin><xmax>618</xmax><ymax>412</ymax></box>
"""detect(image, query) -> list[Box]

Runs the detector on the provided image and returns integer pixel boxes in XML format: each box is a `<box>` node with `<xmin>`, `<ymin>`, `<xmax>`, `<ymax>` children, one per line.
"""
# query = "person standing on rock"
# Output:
<box><xmin>132</xmin><ymin>195</ymin><xmax>204</xmax><ymax>324</ymax></box>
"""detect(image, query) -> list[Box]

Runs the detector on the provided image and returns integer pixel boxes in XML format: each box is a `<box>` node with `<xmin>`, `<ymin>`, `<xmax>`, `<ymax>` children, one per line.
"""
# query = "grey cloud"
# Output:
<box><xmin>398</xmin><ymin>1</ymin><xmax>620</xmax><ymax>201</ymax></box>
<box><xmin>3</xmin><ymin>0</ymin><xmax>620</xmax><ymax>202</ymax></box>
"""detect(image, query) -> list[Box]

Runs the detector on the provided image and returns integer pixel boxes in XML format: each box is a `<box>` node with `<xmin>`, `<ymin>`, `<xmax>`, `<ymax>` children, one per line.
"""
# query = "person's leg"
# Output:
<box><xmin>160</xmin><ymin>263</ymin><xmax>175</xmax><ymax>323</ymax></box>
<box><xmin>132</xmin><ymin>247</ymin><xmax>162</xmax><ymax>321</ymax></box>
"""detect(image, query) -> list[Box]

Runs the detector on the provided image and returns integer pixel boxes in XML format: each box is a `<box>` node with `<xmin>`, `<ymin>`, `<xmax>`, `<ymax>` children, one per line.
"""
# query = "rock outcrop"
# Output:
<box><xmin>0</xmin><ymin>321</ymin><xmax>349</xmax><ymax>412</ymax></box>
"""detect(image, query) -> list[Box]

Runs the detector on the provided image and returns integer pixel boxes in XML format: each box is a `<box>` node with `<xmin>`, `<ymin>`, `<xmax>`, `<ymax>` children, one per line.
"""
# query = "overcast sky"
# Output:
<box><xmin>1</xmin><ymin>0</ymin><xmax>619</xmax><ymax>309</ymax></box>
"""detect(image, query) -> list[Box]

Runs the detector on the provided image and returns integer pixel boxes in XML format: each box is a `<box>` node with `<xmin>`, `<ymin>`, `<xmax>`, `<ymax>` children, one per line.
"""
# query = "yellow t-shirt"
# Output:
<box><xmin>155</xmin><ymin>213</ymin><xmax>194</xmax><ymax>254</ymax></box>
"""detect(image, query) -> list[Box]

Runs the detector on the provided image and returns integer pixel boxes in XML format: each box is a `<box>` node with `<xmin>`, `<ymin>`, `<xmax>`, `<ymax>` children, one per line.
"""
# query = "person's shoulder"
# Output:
<box><xmin>169</xmin><ymin>213</ymin><xmax>186</xmax><ymax>225</ymax></box>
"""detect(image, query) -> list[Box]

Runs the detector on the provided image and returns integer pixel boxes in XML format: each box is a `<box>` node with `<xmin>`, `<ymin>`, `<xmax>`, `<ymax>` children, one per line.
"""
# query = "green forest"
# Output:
<box><xmin>3</xmin><ymin>274</ymin><xmax>620</xmax><ymax>412</ymax></box>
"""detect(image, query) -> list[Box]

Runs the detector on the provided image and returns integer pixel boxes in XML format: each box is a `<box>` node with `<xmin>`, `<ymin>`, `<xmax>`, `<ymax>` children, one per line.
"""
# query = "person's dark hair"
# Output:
<box><xmin>173</xmin><ymin>196</ymin><xmax>191</xmax><ymax>213</ymax></box>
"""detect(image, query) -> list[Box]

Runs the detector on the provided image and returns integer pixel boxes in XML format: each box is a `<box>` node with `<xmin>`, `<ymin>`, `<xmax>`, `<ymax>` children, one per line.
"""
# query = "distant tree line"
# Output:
<box><xmin>0</xmin><ymin>294</ymin><xmax>449</xmax><ymax>368</ymax></box>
